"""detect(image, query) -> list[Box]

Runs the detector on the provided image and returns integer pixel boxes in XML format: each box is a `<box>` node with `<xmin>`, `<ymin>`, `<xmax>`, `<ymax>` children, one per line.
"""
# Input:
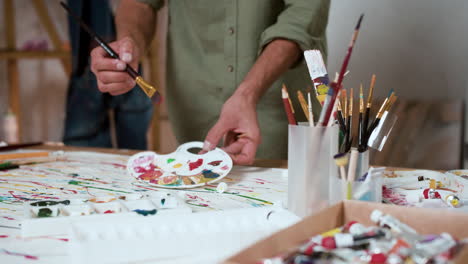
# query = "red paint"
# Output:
<box><xmin>2</xmin><ymin>249</ymin><xmax>38</xmax><ymax>260</ymax></box>
<box><xmin>423</xmin><ymin>188</ymin><xmax>441</xmax><ymax>199</ymax></box>
<box><xmin>104</xmin><ymin>210</ymin><xmax>115</xmax><ymax>214</ymax></box>
<box><xmin>2</xmin><ymin>216</ymin><xmax>15</xmax><ymax>220</ymax></box>
<box><xmin>208</xmin><ymin>160</ymin><xmax>222</xmax><ymax>166</ymax></box>
<box><xmin>220</xmin><ymin>165</ymin><xmax>229</xmax><ymax>170</ymax></box>
<box><xmin>8</xmin><ymin>191</ymin><xmax>28</xmax><ymax>201</ymax></box>
<box><xmin>138</xmin><ymin>170</ymin><xmax>163</xmax><ymax>181</ymax></box>
<box><xmin>189</xmin><ymin>159</ymin><xmax>203</xmax><ymax>171</ymax></box>
<box><xmin>0</xmin><ymin>235</ymin><xmax>8</xmax><ymax>238</ymax></box>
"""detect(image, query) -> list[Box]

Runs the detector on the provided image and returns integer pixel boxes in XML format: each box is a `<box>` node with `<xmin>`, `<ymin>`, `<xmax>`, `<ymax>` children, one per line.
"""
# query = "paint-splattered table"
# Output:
<box><xmin>0</xmin><ymin>150</ymin><xmax>288</xmax><ymax>263</ymax></box>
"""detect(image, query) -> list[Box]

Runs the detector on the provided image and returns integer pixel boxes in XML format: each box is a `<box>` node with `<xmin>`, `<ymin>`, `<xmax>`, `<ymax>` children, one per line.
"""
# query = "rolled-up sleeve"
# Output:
<box><xmin>137</xmin><ymin>0</ymin><xmax>164</xmax><ymax>11</ymax></box>
<box><xmin>258</xmin><ymin>0</ymin><xmax>330</xmax><ymax>58</ymax></box>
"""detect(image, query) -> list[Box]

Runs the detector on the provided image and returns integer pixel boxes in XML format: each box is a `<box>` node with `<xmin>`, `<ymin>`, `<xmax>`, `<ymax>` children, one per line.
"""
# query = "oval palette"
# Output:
<box><xmin>127</xmin><ymin>142</ymin><xmax>233</xmax><ymax>188</ymax></box>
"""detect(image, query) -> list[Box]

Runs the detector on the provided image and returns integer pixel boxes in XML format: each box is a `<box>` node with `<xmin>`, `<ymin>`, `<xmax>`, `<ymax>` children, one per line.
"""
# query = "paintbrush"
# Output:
<box><xmin>0</xmin><ymin>156</ymin><xmax>60</xmax><ymax>170</ymax></box>
<box><xmin>333</xmin><ymin>153</ymin><xmax>349</xmax><ymax>180</ymax></box>
<box><xmin>0</xmin><ymin>142</ymin><xmax>43</xmax><ymax>151</ymax></box>
<box><xmin>367</xmin><ymin>92</ymin><xmax>395</xmax><ymax>138</ymax></box>
<box><xmin>307</xmin><ymin>92</ymin><xmax>314</xmax><ymax>127</ymax></box>
<box><xmin>320</xmin><ymin>13</ymin><xmax>363</xmax><ymax>127</ymax></box>
<box><xmin>363</xmin><ymin>75</ymin><xmax>376</xmax><ymax>138</ymax></box>
<box><xmin>0</xmin><ymin>151</ymin><xmax>49</xmax><ymax>161</ymax></box>
<box><xmin>345</xmin><ymin>88</ymin><xmax>354</xmax><ymax>151</ymax></box>
<box><xmin>346</xmin><ymin>148</ymin><xmax>359</xmax><ymax>199</ymax></box>
<box><xmin>282</xmin><ymin>85</ymin><xmax>297</xmax><ymax>125</ymax></box>
<box><xmin>336</xmin><ymin>14</ymin><xmax>364</xmax><ymax>87</ymax></box>
<box><xmin>336</xmin><ymin>99</ymin><xmax>346</xmax><ymax>132</ymax></box>
<box><xmin>297</xmin><ymin>91</ymin><xmax>310</xmax><ymax>121</ymax></box>
<box><xmin>60</xmin><ymin>2</ymin><xmax>161</xmax><ymax>102</ymax></box>
<box><xmin>358</xmin><ymin>84</ymin><xmax>365</xmax><ymax>152</ymax></box>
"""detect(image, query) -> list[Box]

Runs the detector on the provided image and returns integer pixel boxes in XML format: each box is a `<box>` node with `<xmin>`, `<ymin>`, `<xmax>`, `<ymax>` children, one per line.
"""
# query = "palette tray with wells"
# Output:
<box><xmin>127</xmin><ymin>141</ymin><xmax>233</xmax><ymax>188</ymax></box>
<box><xmin>21</xmin><ymin>192</ymin><xmax>192</xmax><ymax>237</ymax></box>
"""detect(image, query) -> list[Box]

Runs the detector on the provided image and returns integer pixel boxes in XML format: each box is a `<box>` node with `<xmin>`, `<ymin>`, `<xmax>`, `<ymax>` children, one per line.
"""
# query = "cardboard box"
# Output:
<box><xmin>226</xmin><ymin>200</ymin><xmax>468</xmax><ymax>263</ymax></box>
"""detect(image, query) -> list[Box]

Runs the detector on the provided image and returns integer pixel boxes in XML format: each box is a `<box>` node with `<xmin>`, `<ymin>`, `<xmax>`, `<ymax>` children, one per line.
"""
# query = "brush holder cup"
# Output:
<box><xmin>328</xmin><ymin>151</ymin><xmax>382</xmax><ymax>204</ymax></box>
<box><xmin>287</xmin><ymin>124</ymin><xmax>339</xmax><ymax>218</ymax></box>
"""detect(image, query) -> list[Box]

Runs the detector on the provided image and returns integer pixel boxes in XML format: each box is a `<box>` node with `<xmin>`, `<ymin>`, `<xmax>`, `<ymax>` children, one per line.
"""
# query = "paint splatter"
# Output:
<box><xmin>0</xmin><ymin>235</ymin><xmax>8</xmax><ymax>238</ymax></box>
<box><xmin>221</xmin><ymin>165</ymin><xmax>229</xmax><ymax>170</ymax></box>
<box><xmin>208</xmin><ymin>160</ymin><xmax>222</xmax><ymax>166</ymax></box>
<box><xmin>173</xmin><ymin>163</ymin><xmax>182</xmax><ymax>168</ymax></box>
<box><xmin>188</xmin><ymin>159</ymin><xmax>203</xmax><ymax>171</ymax></box>
<box><xmin>1</xmin><ymin>249</ymin><xmax>38</xmax><ymax>260</ymax></box>
<box><xmin>103</xmin><ymin>210</ymin><xmax>115</xmax><ymax>214</ymax></box>
<box><xmin>167</xmin><ymin>158</ymin><xmax>175</xmax><ymax>164</ymax></box>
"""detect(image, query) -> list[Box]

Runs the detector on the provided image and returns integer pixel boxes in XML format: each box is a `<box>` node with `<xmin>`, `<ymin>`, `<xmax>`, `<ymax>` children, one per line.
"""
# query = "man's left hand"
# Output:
<box><xmin>203</xmin><ymin>91</ymin><xmax>261</xmax><ymax>165</ymax></box>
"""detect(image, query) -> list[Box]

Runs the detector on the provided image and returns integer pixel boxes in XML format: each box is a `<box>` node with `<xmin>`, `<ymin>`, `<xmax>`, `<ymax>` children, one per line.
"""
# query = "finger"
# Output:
<box><xmin>119</xmin><ymin>38</ymin><xmax>134</xmax><ymax>63</ymax></box>
<box><xmin>203</xmin><ymin>122</ymin><xmax>229</xmax><ymax>152</ymax></box>
<box><xmin>231</xmin><ymin>142</ymin><xmax>257</xmax><ymax>165</ymax></box>
<box><xmin>91</xmin><ymin>57</ymin><xmax>126</xmax><ymax>73</ymax></box>
<box><xmin>97</xmin><ymin>71</ymin><xmax>133</xmax><ymax>84</ymax></box>
<box><xmin>222</xmin><ymin>140</ymin><xmax>244</xmax><ymax>155</ymax></box>
<box><xmin>224</xmin><ymin>131</ymin><xmax>239</xmax><ymax>147</ymax></box>
<box><xmin>97</xmin><ymin>79</ymin><xmax>135</xmax><ymax>94</ymax></box>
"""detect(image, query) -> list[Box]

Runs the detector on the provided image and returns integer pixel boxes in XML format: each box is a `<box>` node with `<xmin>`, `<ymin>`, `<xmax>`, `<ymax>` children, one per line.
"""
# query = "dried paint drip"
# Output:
<box><xmin>133</xmin><ymin>209</ymin><xmax>157</xmax><ymax>216</ymax></box>
<box><xmin>127</xmin><ymin>142</ymin><xmax>233</xmax><ymax>189</ymax></box>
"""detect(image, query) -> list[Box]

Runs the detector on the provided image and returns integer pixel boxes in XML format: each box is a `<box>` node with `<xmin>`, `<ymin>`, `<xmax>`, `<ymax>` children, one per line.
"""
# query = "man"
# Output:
<box><xmin>91</xmin><ymin>0</ymin><xmax>330</xmax><ymax>164</ymax></box>
<box><xmin>64</xmin><ymin>0</ymin><xmax>152</xmax><ymax>150</ymax></box>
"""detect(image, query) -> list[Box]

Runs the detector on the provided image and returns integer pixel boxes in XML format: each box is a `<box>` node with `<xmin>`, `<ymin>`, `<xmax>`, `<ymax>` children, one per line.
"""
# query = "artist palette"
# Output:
<box><xmin>127</xmin><ymin>141</ymin><xmax>233</xmax><ymax>188</ymax></box>
<box><xmin>21</xmin><ymin>192</ymin><xmax>192</xmax><ymax>237</ymax></box>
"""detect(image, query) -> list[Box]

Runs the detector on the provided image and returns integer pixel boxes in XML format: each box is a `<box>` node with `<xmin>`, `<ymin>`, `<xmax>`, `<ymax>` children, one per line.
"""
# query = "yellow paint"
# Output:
<box><xmin>429</xmin><ymin>179</ymin><xmax>436</xmax><ymax>189</ymax></box>
<box><xmin>173</xmin><ymin>163</ymin><xmax>182</xmax><ymax>168</ymax></box>
<box><xmin>321</xmin><ymin>227</ymin><xmax>342</xmax><ymax>237</ymax></box>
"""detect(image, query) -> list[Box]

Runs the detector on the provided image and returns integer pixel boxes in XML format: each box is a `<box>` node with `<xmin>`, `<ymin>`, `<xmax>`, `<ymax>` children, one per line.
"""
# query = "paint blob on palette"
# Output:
<box><xmin>127</xmin><ymin>141</ymin><xmax>233</xmax><ymax>188</ymax></box>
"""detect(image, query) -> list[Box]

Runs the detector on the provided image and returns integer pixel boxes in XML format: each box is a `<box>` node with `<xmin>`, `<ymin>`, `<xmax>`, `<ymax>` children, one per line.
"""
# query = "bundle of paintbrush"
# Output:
<box><xmin>337</xmin><ymin>75</ymin><xmax>398</xmax><ymax>153</ymax></box>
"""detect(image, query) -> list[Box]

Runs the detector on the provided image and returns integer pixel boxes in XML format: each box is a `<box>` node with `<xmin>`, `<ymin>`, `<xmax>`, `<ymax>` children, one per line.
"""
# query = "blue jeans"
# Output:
<box><xmin>63</xmin><ymin>67</ymin><xmax>153</xmax><ymax>150</ymax></box>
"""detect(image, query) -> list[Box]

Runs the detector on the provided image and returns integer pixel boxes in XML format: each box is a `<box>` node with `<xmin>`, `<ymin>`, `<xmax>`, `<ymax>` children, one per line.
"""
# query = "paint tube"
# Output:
<box><xmin>383</xmin><ymin>175</ymin><xmax>428</xmax><ymax>189</ymax></box>
<box><xmin>321</xmin><ymin>228</ymin><xmax>388</xmax><ymax>249</ymax></box>
<box><xmin>370</xmin><ymin>210</ymin><xmax>420</xmax><ymax>244</ymax></box>
<box><xmin>410</xmin><ymin>233</ymin><xmax>457</xmax><ymax>264</ymax></box>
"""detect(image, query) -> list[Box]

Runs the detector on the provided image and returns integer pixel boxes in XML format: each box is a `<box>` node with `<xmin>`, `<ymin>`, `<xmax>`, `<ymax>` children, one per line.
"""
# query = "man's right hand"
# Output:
<box><xmin>90</xmin><ymin>36</ymin><xmax>140</xmax><ymax>96</ymax></box>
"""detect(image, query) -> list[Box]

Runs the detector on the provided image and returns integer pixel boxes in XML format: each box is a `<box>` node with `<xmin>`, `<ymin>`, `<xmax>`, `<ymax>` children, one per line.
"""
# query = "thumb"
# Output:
<box><xmin>203</xmin><ymin>122</ymin><xmax>229</xmax><ymax>152</ymax></box>
<box><xmin>119</xmin><ymin>37</ymin><xmax>135</xmax><ymax>63</ymax></box>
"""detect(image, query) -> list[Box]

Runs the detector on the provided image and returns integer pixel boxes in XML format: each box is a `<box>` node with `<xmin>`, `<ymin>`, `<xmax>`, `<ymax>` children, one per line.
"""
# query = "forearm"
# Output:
<box><xmin>115</xmin><ymin>0</ymin><xmax>156</xmax><ymax>56</ymax></box>
<box><xmin>235</xmin><ymin>39</ymin><xmax>301</xmax><ymax>104</ymax></box>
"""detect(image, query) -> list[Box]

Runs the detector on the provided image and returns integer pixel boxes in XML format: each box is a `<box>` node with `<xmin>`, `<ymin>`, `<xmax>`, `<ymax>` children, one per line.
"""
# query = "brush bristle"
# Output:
<box><xmin>333</xmin><ymin>153</ymin><xmax>349</xmax><ymax>166</ymax></box>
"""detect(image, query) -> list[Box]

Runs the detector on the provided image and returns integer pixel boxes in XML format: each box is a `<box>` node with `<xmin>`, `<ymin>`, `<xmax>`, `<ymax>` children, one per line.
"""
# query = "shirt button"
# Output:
<box><xmin>227</xmin><ymin>65</ymin><xmax>234</xmax><ymax>72</ymax></box>
<box><xmin>228</xmin><ymin>27</ymin><xmax>235</xmax><ymax>35</ymax></box>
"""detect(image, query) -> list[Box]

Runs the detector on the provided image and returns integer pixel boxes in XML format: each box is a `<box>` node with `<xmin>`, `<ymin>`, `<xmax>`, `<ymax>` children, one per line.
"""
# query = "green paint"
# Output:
<box><xmin>161</xmin><ymin>198</ymin><xmax>166</xmax><ymax>205</ymax></box>
<box><xmin>37</xmin><ymin>208</ymin><xmax>53</xmax><ymax>217</ymax></box>
<box><xmin>68</xmin><ymin>180</ymin><xmax>132</xmax><ymax>194</ymax></box>
<box><xmin>167</xmin><ymin>158</ymin><xmax>175</xmax><ymax>164</ymax></box>
<box><xmin>204</xmin><ymin>188</ymin><xmax>273</xmax><ymax>205</ymax></box>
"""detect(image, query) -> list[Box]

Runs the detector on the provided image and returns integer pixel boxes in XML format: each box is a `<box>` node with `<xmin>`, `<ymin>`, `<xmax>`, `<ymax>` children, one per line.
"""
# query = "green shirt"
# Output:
<box><xmin>139</xmin><ymin>0</ymin><xmax>330</xmax><ymax>159</ymax></box>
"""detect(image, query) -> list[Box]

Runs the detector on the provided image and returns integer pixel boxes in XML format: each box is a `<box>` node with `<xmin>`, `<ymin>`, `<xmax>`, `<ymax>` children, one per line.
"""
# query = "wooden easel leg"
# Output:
<box><xmin>31</xmin><ymin>0</ymin><xmax>71</xmax><ymax>75</ymax></box>
<box><xmin>4</xmin><ymin>0</ymin><xmax>21</xmax><ymax>143</ymax></box>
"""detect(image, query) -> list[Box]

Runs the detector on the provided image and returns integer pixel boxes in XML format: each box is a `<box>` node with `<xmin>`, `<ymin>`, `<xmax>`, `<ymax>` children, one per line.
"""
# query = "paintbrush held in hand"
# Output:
<box><xmin>60</xmin><ymin>2</ymin><xmax>161</xmax><ymax>103</ymax></box>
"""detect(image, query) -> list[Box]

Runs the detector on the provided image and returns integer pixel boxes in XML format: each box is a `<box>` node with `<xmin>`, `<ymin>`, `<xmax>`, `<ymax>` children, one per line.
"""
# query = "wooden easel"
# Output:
<box><xmin>1</xmin><ymin>0</ymin><xmax>71</xmax><ymax>142</ymax></box>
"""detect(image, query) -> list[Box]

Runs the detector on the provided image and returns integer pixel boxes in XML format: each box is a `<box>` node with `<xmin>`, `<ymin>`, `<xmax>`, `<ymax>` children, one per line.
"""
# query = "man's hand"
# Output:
<box><xmin>90</xmin><ymin>37</ymin><xmax>139</xmax><ymax>96</ymax></box>
<box><xmin>203</xmin><ymin>90</ymin><xmax>261</xmax><ymax>165</ymax></box>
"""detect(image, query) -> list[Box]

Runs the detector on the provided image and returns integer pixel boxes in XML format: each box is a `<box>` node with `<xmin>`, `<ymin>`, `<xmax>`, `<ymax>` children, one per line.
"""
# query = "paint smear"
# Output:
<box><xmin>173</xmin><ymin>163</ymin><xmax>182</xmax><ymax>168</ymax></box>
<box><xmin>188</xmin><ymin>159</ymin><xmax>203</xmax><ymax>171</ymax></box>
<box><xmin>202</xmin><ymin>170</ymin><xmax>220</xmax><ymax>179</ymax></box>
<box><xmin>208</xmin><ymin>160</ymin><xmax>222</xmax><ymax>166</ymax></box>
<box><xmin>167</xmin><ymin>158</ymin><xmax>175</xmax><ymax>164</ymax></box>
